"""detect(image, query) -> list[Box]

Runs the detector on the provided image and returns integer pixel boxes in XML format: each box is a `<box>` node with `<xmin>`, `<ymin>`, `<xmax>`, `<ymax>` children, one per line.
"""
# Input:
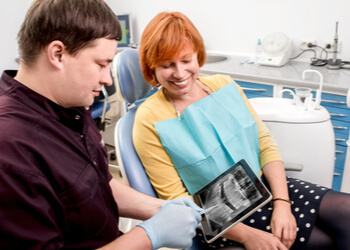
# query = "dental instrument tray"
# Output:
<box><xmin>193</xmin><ymin>159</ymin><xmax>272</xmax><ymax>243</ymax></box>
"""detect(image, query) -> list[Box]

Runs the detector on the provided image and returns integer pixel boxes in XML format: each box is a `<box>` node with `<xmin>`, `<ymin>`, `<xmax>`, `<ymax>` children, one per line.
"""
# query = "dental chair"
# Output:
<box><xmin>112</xmin><ymin>48</ymin><xmax>156</xmax><ymax>195</ymax></box>
<box><xmin>92</xmin><ymin>77</ymin><xmax>118</xmax><ymax>132</ymax></box>
<box><xmin>92</xmin><ymin>86</ymin><xmax>111</xmax><ymax>131</ymax></box>
<box><xmin>113</xmin><ymin>48</ymin><xmax>244</xmax><ymax>250</ymax></box>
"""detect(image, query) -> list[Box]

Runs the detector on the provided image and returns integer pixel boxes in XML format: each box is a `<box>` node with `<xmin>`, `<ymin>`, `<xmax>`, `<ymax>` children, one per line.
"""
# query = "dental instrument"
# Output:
<box><xmin>327</xmin><ymin>21</ymin><xmax>342</xmax><ymax>70</ymax></box>
<box><xmin>200</xmin><ymin>204</ymin><xmax>220</xmax><ymax>215</ymax></box>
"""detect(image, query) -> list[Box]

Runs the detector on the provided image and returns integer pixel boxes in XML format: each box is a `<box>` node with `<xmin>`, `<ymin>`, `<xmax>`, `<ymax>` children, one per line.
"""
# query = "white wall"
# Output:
<box><xmin>0</xmin><ymin>0</ymin><xmax>32</xmax><ymax>72</ymax></box>
<box><xmin>1</xmin><ymin>0</ymin><xmax>349</xmax><ymax>72</ymax></box>
<box><xmin>110</xmin><ymin>0</ymin><xmax>350</xmax><ymax>60</ymax></box>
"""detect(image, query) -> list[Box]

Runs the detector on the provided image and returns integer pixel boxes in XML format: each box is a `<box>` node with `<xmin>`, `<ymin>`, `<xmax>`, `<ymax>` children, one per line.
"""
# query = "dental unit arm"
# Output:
<box><xmin>278</xmin><ymin>70</ymin><xmax>323</xmax><ymax>112</ymax></box>
<box><xmin>302</xmin><ymin>70</ymin><xmax>324</xmax><ymax>111</ymax></box>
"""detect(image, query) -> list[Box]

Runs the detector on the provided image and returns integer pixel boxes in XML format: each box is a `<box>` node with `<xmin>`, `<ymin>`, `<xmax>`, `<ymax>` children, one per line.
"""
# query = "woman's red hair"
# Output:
<box><xmin>139</xmin><ymin>12</ymin><xmax>206</xmax><ymax>84</ymax></box>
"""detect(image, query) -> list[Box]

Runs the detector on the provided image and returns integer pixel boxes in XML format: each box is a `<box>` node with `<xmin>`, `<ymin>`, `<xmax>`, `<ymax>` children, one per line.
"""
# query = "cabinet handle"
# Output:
<box><xmin>241</xmin><ymin>87</ymin><xmax>267</xmax><ymax>92</ymax></box>
<box><xmin>335</xmin><ymin>138</ymin><xmax>346</xmax><ymax>142</ymax></box>
<box><xmin>333</xmin><ymin>126</ymin><xmax>347</xmax><ymax>130</ymax></box>
<box><xmin>330</xmin><ymin>113</ymin><xmax>348</xmax><ymax>117</ymax></box>
<box><xmin>322</xmin><ymin>99</ymin><xmax>346</xmax><ymax>105</ymax></box>
<box><xmin>333</xmin><ymin>173</ymin><xmax>342</xmax><ymax>176</ymax></box>
<box><xmin>336</xmin><ymin>150</ymin><xmax>344</xmax><ymax>154</ymax></box>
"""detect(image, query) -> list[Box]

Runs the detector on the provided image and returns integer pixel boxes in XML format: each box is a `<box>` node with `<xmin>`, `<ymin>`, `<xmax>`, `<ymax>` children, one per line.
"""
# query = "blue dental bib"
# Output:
<box><xmin>155</xmin><ymin>82</ymin><xmax>260</xmax><ymax>194</ymax></box>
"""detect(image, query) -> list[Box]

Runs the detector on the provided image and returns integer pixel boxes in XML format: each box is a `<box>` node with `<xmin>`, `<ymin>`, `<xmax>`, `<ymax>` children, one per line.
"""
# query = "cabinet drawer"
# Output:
<box><xmin>334</xmin><ymin>131</ymin><xmax>348</xmax><ymax>147</ymax></box>
<box><xmin>327</xmin><ymin>106</ymin><xmax>350</xmax><ymax>123</ymax></box>
<box><xmin>320</xmin><ymin>93</ymin><xmax>347</xmax><ymax>109</ymax></box>
<box><xmin>335</xmin><ymin>144</ymin><xmax>346</xmax><ymax>170</ymax></box>
<box><xmin>235</xmin><ymin>81</ymin><xmax>273</xmax><ymax>97</ymax></box>
<box><xmin>244</xmin><ymin>92</ymin><xmax>273</xmax><ymax>99</ymax></box>
<box><xmin>333</xmin><ymin>145</ymin><xmax>346</xmax><ymax>191</ymax></box>
<box><xmin>332</xmin><ymin>169</ymin><xmax>343</xmax><ymax>191</ymax></box>
<box><xmin>332</xmin><ymin>120</ymin><xmax>350</xmax><ymax>136</ymax></box>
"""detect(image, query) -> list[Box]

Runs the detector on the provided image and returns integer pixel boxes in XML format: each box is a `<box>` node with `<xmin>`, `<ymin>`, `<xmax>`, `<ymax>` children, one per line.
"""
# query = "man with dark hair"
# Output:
<box><xmin>0</xmin><ymin>1</ymin><xmax>201</xmax><ymax>249</ymax></box>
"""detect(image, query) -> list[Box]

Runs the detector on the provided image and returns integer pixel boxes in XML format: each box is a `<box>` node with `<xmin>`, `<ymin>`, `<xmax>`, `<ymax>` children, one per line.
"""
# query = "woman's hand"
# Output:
<box><xmin>262</xmin><ymin>161</ymin><xmax>297</xmax><ymax>249</ymax></box>
<box><xmin>270</xmin><ymin>201</ymin><xmax>297</xmax><ymax>249</ymax></box>
<box><xmin>223</xmin><ymin>223</ymin><xmax>288</xmax><ymax>250</ymax></box>
<box><xmin>241</xmin><ymin>226</ymin><xmax>288</xmax><ymax>250</ymax></box>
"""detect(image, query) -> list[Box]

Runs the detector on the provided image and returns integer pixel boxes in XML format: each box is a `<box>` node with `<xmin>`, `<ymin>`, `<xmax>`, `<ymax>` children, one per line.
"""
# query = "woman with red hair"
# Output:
<box><xmin>134</xmin><ymin>11</ymin><xmax>350</xmax><ymax>250</ymax></box>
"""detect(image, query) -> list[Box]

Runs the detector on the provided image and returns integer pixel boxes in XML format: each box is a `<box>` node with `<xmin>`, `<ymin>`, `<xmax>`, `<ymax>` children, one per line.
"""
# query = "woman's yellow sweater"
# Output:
<box><xmin>133</xmin><ymin>74</ymin><xmax>282</xmax><ymax>199</ymax></box>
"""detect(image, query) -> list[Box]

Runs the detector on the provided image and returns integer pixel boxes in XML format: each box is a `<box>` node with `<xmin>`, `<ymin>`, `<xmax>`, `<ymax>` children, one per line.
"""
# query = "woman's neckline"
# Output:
<box><xmin>164</xmin><ymin>80</ymin><xmax>212</xmax><ymax>120</ymax></box>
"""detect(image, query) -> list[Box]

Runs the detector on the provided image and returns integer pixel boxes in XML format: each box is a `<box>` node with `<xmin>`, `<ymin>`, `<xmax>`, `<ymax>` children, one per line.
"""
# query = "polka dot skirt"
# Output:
<box><xmin>195</xmin><ymin>176</ymin><xmax>330</xmax><ymax>250</ymax></box>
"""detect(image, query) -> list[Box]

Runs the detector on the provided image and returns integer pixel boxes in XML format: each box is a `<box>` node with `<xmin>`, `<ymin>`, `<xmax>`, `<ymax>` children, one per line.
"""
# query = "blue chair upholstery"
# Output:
<box><xmin>113</xmin><ymin>48</ymin><xmax>156</xmax><ymax>197</ymax></box>
<box><xmin>116</xmin><ymin>108</ymin><xmax>157</xmax><ymax>197</ymax></box>
<box><xmin>92</xmin><ymin>86</ymin><xmax>111</xmax><ymax>131</ymax></box>
<box><xmin>115</xmin><ymin>50</ymin><xmax>152</xmax><ymax>104</ymax></box>
<box><xmin>92</xmin><ymin>69</ymin><xmax>118</xmax><ymax>130</ymax></box>
<box><xmin>91</xmin><ymin>101</ymin><xmax>110</xmax><ymax>119</ymax></box>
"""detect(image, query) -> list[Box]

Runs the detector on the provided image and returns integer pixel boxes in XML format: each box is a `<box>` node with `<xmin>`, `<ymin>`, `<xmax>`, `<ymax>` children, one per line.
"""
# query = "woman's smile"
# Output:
<box><xmin>171</xmin><ymin>77</ymin><xmax>191</xmax><ymax>88</ymax></box>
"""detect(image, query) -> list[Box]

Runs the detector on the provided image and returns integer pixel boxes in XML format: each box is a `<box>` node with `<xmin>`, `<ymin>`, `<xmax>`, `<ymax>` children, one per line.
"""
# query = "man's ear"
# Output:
<box><xmin>46</xmin><ymin>40</ymin><xmax>66</xmax><ymax>69</ymax></box>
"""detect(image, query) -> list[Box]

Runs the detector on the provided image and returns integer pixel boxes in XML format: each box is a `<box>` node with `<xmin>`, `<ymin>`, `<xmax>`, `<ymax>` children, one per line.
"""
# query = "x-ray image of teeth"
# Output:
<box><xmin>200</xmin><ymin>165</ymin><xmax>262</xmax><ymax>232</ymax></box>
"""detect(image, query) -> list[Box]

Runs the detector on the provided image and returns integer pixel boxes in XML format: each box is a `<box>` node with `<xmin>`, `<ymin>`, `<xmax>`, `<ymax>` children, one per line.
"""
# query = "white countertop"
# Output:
<box><xmin>201</xmin><ymin>52</ymin><xmax>350</xmax><ymax>95</ymax></box>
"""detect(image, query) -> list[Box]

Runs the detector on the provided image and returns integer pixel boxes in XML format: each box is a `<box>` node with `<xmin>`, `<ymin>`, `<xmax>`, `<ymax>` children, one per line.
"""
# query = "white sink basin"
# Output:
<box><xmin>206</xmin><ymin>54</ymin><xmax>229</xmax><ymax>64</ymax></box>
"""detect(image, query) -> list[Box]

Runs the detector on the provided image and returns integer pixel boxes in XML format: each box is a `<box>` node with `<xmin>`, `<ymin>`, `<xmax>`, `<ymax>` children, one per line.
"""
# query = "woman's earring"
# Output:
<box><xmin>152</xmin><ymin>76</ymin><xmax>160</xmax><ymax>90</ymax></box>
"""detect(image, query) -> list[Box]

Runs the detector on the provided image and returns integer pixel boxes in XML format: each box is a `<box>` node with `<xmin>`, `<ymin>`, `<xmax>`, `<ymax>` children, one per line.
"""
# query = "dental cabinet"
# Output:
<box><xmin>201</xmin><ymin>52</ymin><xmax>350</xmax><ymax>191</ymax></box>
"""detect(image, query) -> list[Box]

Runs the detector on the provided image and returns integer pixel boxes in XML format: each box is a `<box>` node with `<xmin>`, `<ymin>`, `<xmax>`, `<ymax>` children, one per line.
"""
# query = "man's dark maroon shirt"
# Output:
<box><xmin>0</xmin><ymin>71</ymin><xmax>120</xmax><ymax>249</ymax></box>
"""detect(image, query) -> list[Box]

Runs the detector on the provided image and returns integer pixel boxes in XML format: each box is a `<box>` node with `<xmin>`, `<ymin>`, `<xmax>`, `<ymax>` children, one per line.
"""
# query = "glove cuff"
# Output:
<box><xmin>137</xmin><ymin>223</ymin><xmax>157</xmax><ymax>250</ymax></box>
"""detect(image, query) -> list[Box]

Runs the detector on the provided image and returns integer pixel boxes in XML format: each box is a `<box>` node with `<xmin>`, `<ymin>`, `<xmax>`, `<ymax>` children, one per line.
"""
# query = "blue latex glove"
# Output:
<box><xmin>138</xmin><ymin>200</ymin><xmax>202</xmax><ymax>249</ymax></box>
<box><xmin>162</xmin><ymin>197</ymin><xmax>203</xmax><ymax>213</ymax></box>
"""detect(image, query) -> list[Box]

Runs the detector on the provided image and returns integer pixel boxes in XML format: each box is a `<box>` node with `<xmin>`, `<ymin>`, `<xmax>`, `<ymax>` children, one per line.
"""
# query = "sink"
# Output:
<box><xmin>205</xmin><ymin>54</ymin><xmax>229</xmax><ymax>64</ymax></box>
